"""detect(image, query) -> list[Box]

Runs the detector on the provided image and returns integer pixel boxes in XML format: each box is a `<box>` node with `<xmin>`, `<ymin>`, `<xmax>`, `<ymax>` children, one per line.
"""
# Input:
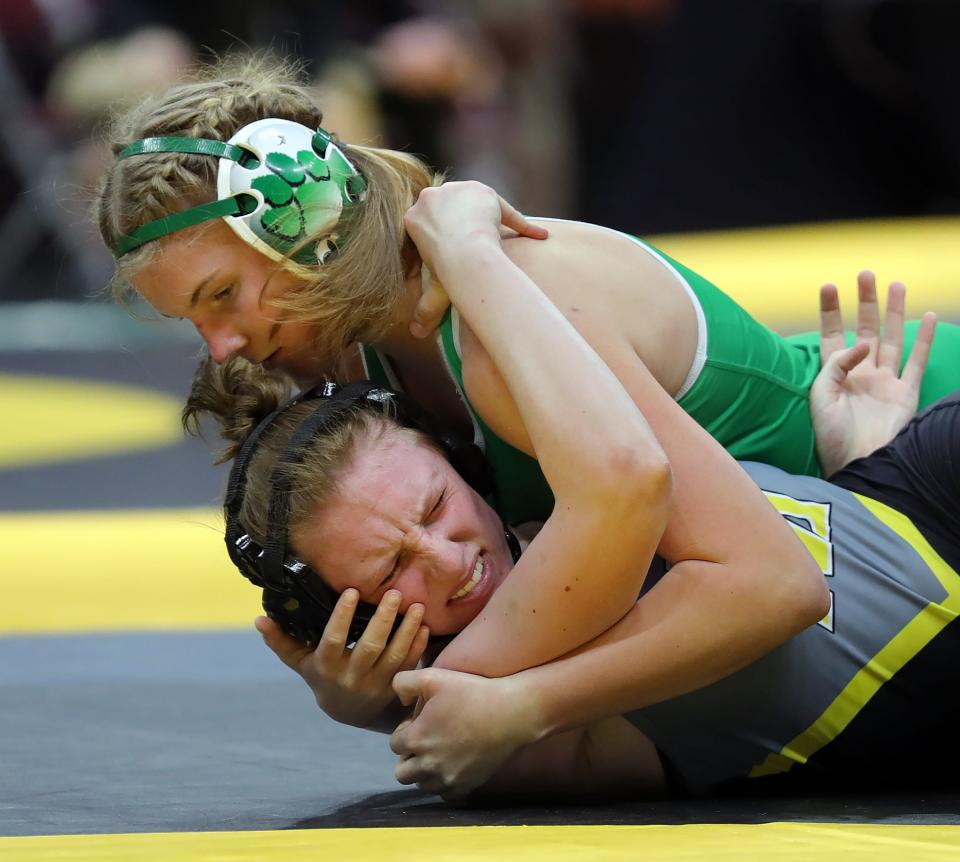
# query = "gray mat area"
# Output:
<box><xmin>2</xmin><ymin>631</ymin><xmax>959</xmax><ymax>836</ymax></box>
<box><xmin>0</xmin><ymin>631</ymin><xmax>399</xmax><ymax>836</ymax></box>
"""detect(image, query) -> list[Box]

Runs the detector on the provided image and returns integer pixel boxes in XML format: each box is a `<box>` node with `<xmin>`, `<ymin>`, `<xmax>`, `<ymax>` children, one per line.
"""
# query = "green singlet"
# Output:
<box><xmin>360</xmin><ymin>231</ymin><xmax>960</xmax><ymax>525</ymax></box>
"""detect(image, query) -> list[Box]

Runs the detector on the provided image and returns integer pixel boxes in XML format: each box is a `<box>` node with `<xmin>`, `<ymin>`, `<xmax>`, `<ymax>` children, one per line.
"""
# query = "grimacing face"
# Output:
<box><xmin>290</xmin><ymin>425</ymin><xmax>515</xmax><ymax>636</ymax></box>
<box><xmin>133</xmin><ymin>220</ymin><xmax>330</xmax><ymax>381</ymax></box>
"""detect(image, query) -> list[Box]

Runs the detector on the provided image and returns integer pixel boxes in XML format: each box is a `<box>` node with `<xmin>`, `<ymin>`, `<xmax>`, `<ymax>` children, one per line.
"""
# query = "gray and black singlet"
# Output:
<box><xmin>629</xmin><ymin>394</ymin><xmax>960</xmax><ymax>794</ymax></box>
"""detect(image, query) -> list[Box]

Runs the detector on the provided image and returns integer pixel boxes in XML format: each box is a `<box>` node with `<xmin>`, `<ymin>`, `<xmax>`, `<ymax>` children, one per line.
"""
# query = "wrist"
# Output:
<box><xmin>430</xmin><ymin>231</ymin><xmax>503</xmax><ymax>284</ymax></box>
<box><xmin>503</xmin><ymin>671</ymin><xmax>558</xmax><ymax>746</ymax></box>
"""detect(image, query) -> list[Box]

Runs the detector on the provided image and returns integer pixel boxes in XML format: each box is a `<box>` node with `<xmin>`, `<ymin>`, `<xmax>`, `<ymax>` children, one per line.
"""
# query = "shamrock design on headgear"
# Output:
<box><xmin>220</xmin><ymin>122</ymin><xmax>367</xmax><ymax>264</ymax></box>
<box><xmin>246</xmin><ymin>128</ymin><xmax>368</xmax><ymax>263</ymax></box>
<box><xmin>110</xmin><ymin>119</ymin><xmax>367</xmax><ymax>261</ymax></box>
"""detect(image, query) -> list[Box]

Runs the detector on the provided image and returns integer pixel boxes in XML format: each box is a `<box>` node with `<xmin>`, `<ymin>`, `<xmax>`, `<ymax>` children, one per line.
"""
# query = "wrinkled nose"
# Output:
<box><xmin>410</xmin><ymin>527</ymin><xmax>462</xmax><ymax>581</ymax></box>
<box><xmin>196</xmin><ymin>321</ymin><xmax>248</xmax><ymax>363</ymax></box>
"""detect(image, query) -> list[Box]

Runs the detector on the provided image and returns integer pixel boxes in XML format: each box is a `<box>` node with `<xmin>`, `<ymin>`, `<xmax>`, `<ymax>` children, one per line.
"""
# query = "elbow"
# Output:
<box><xmin>798</xmin><ymin>563</ymin><xmax>831</xmax><ymax>628</ymax></box>
<box><xmin>775</xmin><ymin>552</ymin><xmax>831</xmax><ymax>636</ymax></box>
<box><xmin>620</xmin><ymin>450</ymin><xmax>673</xmax><ymax>534</ymax></box>
<box><xmin>595</xmin><ymin>445</ymin><xmax>673</xmax><ymax>514</ymax></box>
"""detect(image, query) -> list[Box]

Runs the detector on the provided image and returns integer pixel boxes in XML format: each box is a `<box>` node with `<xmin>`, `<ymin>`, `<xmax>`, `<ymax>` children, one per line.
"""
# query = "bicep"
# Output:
<box><xmin>465</xmin><ymin>312</ymin><xmax>804</xmax><ymax>571</ymax></box>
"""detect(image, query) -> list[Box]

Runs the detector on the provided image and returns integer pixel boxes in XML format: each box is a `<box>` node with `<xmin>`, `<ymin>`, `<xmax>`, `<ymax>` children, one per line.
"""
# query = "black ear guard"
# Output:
<box><xmin>224</xmin><ymin>380</ymin><xmax>497</xmax><ymax>645</ymax></box>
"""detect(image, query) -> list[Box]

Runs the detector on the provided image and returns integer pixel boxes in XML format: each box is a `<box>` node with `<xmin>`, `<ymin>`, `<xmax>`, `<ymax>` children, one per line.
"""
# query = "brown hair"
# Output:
<box><xmin>96</xmin><ymin>52</ymin><xmax>442</xmax><ymax>357</ymax></box>
<box><xmin>183</xmin><ymin>355</ymin><xmax>412</xmax><ymax>549</ymax></box>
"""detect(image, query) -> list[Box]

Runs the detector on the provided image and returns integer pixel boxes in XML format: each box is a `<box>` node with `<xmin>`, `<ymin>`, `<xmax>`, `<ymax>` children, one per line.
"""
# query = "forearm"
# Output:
<box><xmin>517</xmin><ymin>556</ymin><xmax>826</xmax><ymax>741</ymax></box>
<box><xmin>427</xmin><ymin>238</ymin><xmax>671</xmax><ymax>675</ymax></box>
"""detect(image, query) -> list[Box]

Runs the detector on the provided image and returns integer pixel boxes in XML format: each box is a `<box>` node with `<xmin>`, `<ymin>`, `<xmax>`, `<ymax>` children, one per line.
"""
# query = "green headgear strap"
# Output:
<box><xmin>113</xmin><ymin>194</ymin><xmax>257</xmax><ymax>258</ymax></box>
<box><xmin>114</xmin><ymin>137</ymin><xmax>257</xmax><ymax>257</ymax></box>
<box><xmin>113</xmin><ymin>121</ymin><xmax>367</xmax><ymax>262</ymax></box>
<box><xmin>117</xmin><ymin>137</ymin><xmax>258</xmax><ymax>165</ymax></box>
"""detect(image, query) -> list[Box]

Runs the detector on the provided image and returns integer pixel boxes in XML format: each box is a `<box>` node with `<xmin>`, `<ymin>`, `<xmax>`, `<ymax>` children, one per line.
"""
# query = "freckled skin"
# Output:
<box><xmin>290</xmin><ymin>427</ymin><xmax>516</xmax><ymax>636</ymax></box>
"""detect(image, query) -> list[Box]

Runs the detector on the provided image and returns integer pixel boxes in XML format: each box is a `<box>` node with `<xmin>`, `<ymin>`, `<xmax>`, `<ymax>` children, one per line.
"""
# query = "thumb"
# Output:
<box><xmin>823</xmin><ymin>341</ymin><xmax>870</xmax><ymax>385</ymax></box>
<box><xmin>393</xmin><ymin>668</ymin><xmax>437</xmax><ymax>706</ymax></box>
<box><xmin>410</xmin><ymin>276</ymin><xmax>449</xmax><ymax>338</ymax></box>
<box><xmin>255</xmin><ymin>615</ymin><xmax>313</xmax><ymax>672</ymax></box>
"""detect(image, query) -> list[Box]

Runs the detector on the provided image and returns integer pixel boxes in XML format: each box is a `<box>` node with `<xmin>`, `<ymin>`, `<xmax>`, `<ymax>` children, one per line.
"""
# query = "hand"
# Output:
<box><xmin>404</xmin><ymin>181</ymin><xmax>548</xmax><ymax>338</ymax></box>
<box><xmin>389</xmin><ymin>667</ymin><xmax>540</xmax><ymax>799</ymax></box>
<box><xmin>256</xmin><ymin>589</ymin><xmax>429</xmax><ymax>729</ymax></box>
<box><xmin>809</xmin><ymin>271</ymin><xmax>936</xmax><ymax>476</ymax></box>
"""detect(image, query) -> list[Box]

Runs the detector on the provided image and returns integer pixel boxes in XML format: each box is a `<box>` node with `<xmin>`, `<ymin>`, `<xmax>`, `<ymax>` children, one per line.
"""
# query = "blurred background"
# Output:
<box><xmin>2</xmin><ymin>0</ymin><xmax>960</xmax><ymax>306</ymax></box>
<box><xmin>1</xmin><ymin>0</ymin><xmax>959</xmax><ymax>840</ymax></box>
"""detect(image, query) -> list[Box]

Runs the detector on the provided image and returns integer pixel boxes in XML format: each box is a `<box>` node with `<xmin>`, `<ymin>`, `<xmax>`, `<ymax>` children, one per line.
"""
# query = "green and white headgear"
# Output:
<box><xmin>113</xmin><ymin>119</ymin><xmax>368</xmax><ymax>263</ymax></box>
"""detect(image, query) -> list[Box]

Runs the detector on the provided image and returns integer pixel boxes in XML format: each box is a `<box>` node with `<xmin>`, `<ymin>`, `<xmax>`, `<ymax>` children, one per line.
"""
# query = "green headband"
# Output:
<box><xmin>114</xmin><ymin>120</ymin><xmax>367</xmax><ymax>263</ymax></box>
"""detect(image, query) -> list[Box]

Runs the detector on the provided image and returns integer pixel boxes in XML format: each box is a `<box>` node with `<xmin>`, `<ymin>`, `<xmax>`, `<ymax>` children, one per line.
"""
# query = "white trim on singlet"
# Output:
<box><xmin>422</xmin><ymin>263</ymin><xmax>485</xmax><ymax>448</ymax></box>
<box><xmin>530</xmin><ymin>217</ymin><xmax>708</xmax><ymax>400</ymax></box>
<box><xmin>437</xmin><ymin>315</ymin><xmax>486</xmax><ymax>451</ymax></box>
<box><xmin>363</xmin><ymin>219</ymin><xmax>708</xmax><ymax>443</ymax></box>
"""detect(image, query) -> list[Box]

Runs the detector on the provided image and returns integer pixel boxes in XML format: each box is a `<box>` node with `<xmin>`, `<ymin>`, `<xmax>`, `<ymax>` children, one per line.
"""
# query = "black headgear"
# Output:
<box><xmin>224</xmin><ymin>380</ymin><xmax>508</xmax><ymax>644</ymax></box>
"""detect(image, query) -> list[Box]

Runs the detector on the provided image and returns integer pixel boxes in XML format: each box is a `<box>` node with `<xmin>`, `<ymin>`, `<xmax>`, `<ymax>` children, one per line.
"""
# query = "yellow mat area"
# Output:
<box><xmin>651</xmin><ymin>217</ymin><xmax>960</xmax><ymax>330</ymax></box>
<box><xmin>0</xmin><ymin>374</ymin><xmax>181</xmax><ymax>469</ymax></box>
<box><xmin>2</xmin><ymin>823</ymin><xmax>959</xmax><ymax>862</ymax></box>
<box><xmin>0</xmin><ymin>507</ymin><xmax>258</xmax><ymax>633</ymax></box>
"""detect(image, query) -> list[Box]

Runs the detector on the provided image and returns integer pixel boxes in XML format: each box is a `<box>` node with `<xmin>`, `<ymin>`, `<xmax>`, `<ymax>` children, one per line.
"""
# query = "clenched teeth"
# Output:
<box><xmin>451</xmin><ymin>557</ymin><xmax>483</xmax><ymax>601</ymax></box>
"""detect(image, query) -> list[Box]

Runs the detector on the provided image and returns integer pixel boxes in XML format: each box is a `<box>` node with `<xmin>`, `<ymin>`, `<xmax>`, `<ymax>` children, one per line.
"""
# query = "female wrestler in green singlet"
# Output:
<box><xmin>95</xmin><ymin>54</ymin><xmax>957</xmax><ymax>527</ymax></box>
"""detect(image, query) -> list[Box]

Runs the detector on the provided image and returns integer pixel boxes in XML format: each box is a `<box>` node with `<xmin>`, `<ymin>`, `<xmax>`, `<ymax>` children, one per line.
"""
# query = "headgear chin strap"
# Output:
<box><xmin>224</xmin><ymin>380</ymin><xmax>518</xmax><ymax>645</ymax></box>
<box><xmin>114</xmin><ymin>119</ymin><xmax>367</xmax><ymax>263</ymax></box>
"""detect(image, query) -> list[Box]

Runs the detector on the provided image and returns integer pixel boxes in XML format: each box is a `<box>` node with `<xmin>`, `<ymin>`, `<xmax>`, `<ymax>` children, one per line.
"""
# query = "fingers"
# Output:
<box><xmin>394</xmin><ymin>755</ymin><xmax>423</xmax><ymax>786</ymax></box>
<box><xmin>374</xmin><ymin>604</ymin><xmax>429</xmax><ymax>673</ymax></box>
<box><xmin>819</xmin><ymin>283</ymin><xmax>846</xmax><ymax>364</ymax></box>
<box><xmin>349</xmin><ymin>590</ymin><xmax>404</xmax><ymax>673</ymax></box>
<box><xmin>498</xmin><ymin>196</ymin><xmax>548</xmax><ymax>240</ymax></box>
<box><xmin>821</xmin><ymin>342</ymin><xmax>870</xmax><ymax>389</ymax></box>
<box><xmin>390</xmin><ymin>719</ymin><xmax>413</xmax><ymax>757</ymax></box>
<box><xmin>856</xmin><ymin>270</ymin><xmax>881</xmax><ymax>360</ymax></box>
<box><xmin>255</xmin><ymin>615</ymin><xmax>313</xmax><ymax>671</ymax></box>
<box><xmin>394</xmin><ymin>756</ymin><xmax>462</xmax><ymax>798</ymax></box>
<box><xmin>900</xmin><ymin>311</ymin><xmax>937</xmax><ymax>397</ymax></box>
<box><xmin>316</xmin><ymin>588</ymin><xmax>361</xmax><ymax>664</ymax></box>
<box><xmin>410</xmin><ymin>271</ymin><xmax>450</xmax><ymax>339</ymax></box>
<box><xmin>877</xmin><ymin>280</ymin><xmax>906</xmax><ymax>371</ymax></box>
<box><xmin>397</xmin><ymin>625</ymin><xmax>431</xmax><ymax>673</ymax></box>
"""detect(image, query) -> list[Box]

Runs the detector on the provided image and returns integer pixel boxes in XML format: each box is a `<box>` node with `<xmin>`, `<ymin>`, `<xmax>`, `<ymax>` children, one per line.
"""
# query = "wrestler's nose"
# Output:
<box><xmin>197</xmin><ymin>321</ymin><xmax>248</xmax><ymax>363</ymax></box>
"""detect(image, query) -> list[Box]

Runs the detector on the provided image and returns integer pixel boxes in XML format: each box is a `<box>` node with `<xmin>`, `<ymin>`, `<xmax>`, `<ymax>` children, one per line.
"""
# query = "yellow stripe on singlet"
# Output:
<box><xmin>1</xmin><ymin>823</ymin><xmax>959</xmax><ymax>862</ymax></box>
<box><xmin>751</xmin><ymin>495</ymin><xmax>960</xmax><ymax>777</ymax></box>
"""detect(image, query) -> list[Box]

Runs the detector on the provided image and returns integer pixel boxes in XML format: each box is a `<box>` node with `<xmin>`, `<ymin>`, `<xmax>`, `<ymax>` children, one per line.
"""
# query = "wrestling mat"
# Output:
<box><xmin>2</xmin><ymin>218</ymin><xmax>959</xmax><ymax>861</ymax></box>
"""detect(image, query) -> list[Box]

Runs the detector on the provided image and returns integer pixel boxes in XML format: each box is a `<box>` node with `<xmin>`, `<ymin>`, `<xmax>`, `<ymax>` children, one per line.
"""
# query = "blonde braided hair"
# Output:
<box><xmin>96</xmin><ymin>53</ymin><xmax>442</xmax><ymax>358</ymax></box>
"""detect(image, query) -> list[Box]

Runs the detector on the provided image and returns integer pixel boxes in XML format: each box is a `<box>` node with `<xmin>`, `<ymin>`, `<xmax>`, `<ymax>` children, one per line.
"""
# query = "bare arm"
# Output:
<box><xmin>391</xmin><ymin>668</ymin><xmax>667</xmax><ymax>802</ymax></box>
<box><xmin>403</xmin><ymin>184</ymin><xmax>826</xmax><ymax>685</ymax></box>
<box><xmin>405</xmin><ymin>184</ymin><xmax>674</xmax><ymax>675</ymax></box>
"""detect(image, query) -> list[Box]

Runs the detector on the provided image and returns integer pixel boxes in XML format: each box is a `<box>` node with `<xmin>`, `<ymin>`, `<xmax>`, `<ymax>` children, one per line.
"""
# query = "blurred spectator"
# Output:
<box><xmin>570</xmin><ymin>0</ymin><xmax>960</xmax><ymax>233</ymax></box>
<box><xmin>2</xmin><ymin>0</ymin><xmax>957</xmax><ymax>303</ymax></box>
